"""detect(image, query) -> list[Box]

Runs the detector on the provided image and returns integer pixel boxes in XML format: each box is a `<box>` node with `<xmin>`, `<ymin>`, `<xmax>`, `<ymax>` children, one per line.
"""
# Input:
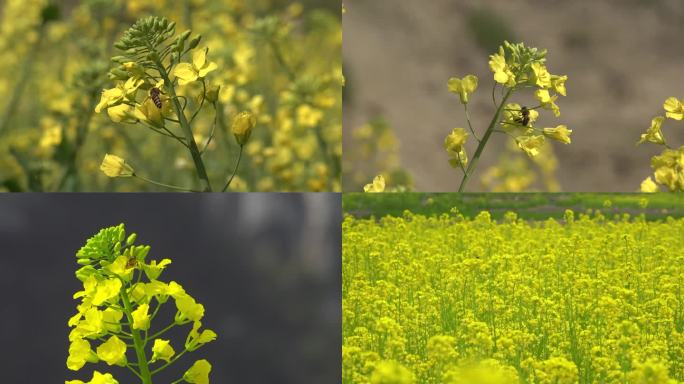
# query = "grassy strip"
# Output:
<box><xmin>343</xmin><ymin>193</ymin><xmax>684</xmax><ymax>221</ymax></box>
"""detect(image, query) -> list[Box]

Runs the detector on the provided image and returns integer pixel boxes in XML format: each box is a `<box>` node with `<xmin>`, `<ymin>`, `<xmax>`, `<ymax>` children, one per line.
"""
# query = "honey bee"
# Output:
<box><xmin>126</xmin><ymin>257</ymin><xmax>138</xmax><ymax>268</ymax></box>
<box><xmin>150</xmin><ymin>87</ymin><xmax>162</xmax><ymax>109</ymax></box>
<box><xmin>515</xmin><ymin>106</ymin><xmax>531</xmax><ymax>127</ymax></box>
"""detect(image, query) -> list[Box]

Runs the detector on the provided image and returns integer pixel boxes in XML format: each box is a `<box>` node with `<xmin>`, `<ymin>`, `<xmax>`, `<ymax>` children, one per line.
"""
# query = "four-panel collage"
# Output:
<box><xmin>0</xmin><ymin>1</ymin><xmax>683</xmax><ymax>383</ymax></box>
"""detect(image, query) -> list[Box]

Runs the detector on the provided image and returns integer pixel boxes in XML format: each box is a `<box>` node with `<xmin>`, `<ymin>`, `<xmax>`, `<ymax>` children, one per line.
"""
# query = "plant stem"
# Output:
<box><xmin>57</xmin><ymin>90</ymin><xmax>98</xmax><ymax>191</ymax></box>
<box><xmin>269</xmin><ymin>40</ymin><xmax>295</xmax><ymax>81</ymax></box>
<box><xmin>222</xmin><ymin>145</ymin><xmax>243</xmax><ymax>192</ymax></box>
<box><xmin>120</xmin><ymin>290</ymin><xmax>153</xmax><ymax>384</ymax></box>
<box><xmin>458</xmin><ymin>88</ymin><xmax>513</xmax><ymax>192</ymax></box>
<box><xmin>134</xmin><ymin>174</ymin><xmax>196</xmax><ymax>192</ymax></box>
<box><xmin>0</xmin><ymin>25</ymin><xmax>45</xmax><ymax>134</ymax></box>
<box><xmin>155</xmin><ymin>61</ymin><xmax>213</xmax><ymax>191</ymax></box>
<box><xmin>151</xmin><ymin>348</ymin><xmax>189</xmax><ymax>375</ymax></box>
<box><xmin>463</xmin><ymin>105</ymin><xmax>479</xmax><ymax>142</ymax></box>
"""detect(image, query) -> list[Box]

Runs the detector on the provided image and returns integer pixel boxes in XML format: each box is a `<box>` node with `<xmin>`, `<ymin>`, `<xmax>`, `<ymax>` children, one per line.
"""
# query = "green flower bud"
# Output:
<box><xmin>232</xmin><ymin>111</ymin><xmax>257</xmax><ymax>146</ymax></box>
<box><xmin>175</xmin><ymin>37</ymin><xmax>185</xmax><ymax>53</ymax></box>
<box><xmin>180</xmin><ymin>30</ymin><xmax>192</xmax><ymax>41</ymax></box>
<box><xmin>188</xmin><ymin>35</ymin><xmax>202</xmax><ymax>50</ymax></box>
<box><xmin>133</xmin><ymin>245</ymin><xmax>151</xmax><ymax>261</ymax></box>
<box><xmin>147</xmin><ymin>51</ymin><xmax>160</xmax><ymax>62</ymax></box>
<box><xmin>108</xmin><ymin>68</ymin><xmax>130</xmax><ymax>81</ymax></box>
<box><xmin>77</xmin><ymin>258</ymin><xmax>93</xmax><ymax>266</ymax></box>
<box><xmin>114</xmin><ymin>242</ymin><xmax>122</xmax><ymax>255</ymax></box>
<box><xmin>126</xmin><ymin>233</ymin><xmax>137</xmax><ymax>246</ymax></box>
<box><xmin>75</xmin><ymin>265</ymin><xmax>97</xmax><ymax>282</ymax></box>
<box><xmin>111</xmin><ymin>56</ymin><xmax>128</xmax><ymax>64</ymax></box>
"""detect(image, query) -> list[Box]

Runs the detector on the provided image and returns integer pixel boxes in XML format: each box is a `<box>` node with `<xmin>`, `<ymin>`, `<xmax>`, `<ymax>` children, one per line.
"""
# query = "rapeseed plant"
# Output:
<box><xmin>66</xmin><ymin>224</ymin><xmax>215</xmax><ymax>384</ymax></box>
<box><xmin>638</xmin><ymin>96</ymin><xmax>684</xmax><ymax>192</ymax></box>
<box><xmin>445</xmin><ymin>41</ymin><xmax>571</xmax><ymax>192</ymax></box>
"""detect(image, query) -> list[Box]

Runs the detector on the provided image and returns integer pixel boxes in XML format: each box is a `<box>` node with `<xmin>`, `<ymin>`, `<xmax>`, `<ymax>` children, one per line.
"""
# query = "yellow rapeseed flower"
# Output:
<box><xmin>664</xmin><ymin>97</ymin><xmax>684</xmax><ymax>120</ymax></box>
<box><xmin>96</xmin><ymin>335</ymin><xmax>127</xmax><ymax>366</ymax></box>
<box><xmin>173</xmin><ymin>48</ymin><xmax>218</xmax><ymax>86</ymax></box>
<box><xmin>531</xmin><ymin>62</ymin><xmax>552</xmax><ymax>88</ymax></box>
<box><xmin>534</xmin><ymin>89</ymin><xmax>560</xmax><ymax>117</ymax></box>
<box><xmin>516</xmin><ymin>135</ymin><xmax>546</xmax><ymax>157</ymax></box>
<box><xmin>364</xmin><ymin>175</ymin><xmax>385</xmax><ymax>193</ymax></box>
<box><xmin>99</xmin><ymin>154</ymin><xmax>134</xmax><ymax>178</ymax></box>
<box><xmin>444</xmin><ymin>128</ymin><xmax>469</xmax><ymax>167</ymax></box>
<box><xmin>543</xmin><ymin>125</ymin><xmax>572</xmax><ymax>144</ymax></box>
<box><xmin>232</xmin><ymin>111</ymin><xmax>257</xmax><ymax>146</ymax></box>
<box><xmin>489</xmin><ymin>50</ymin><xmax>515</xmax><ymax>87</ymax></box>
<box><xmin>183</xmin><ymin>359</ymin><xmax>212</xmax><ymax>384</ymax></box>
<box><xmin>640</xmin><ymin>176</ymin><xmax>659</xmax><ymax>193</ymax></box>
<box><xmin>638</xmin><ymin>116</ymin><xmax>665</xmax><ymax>145</ymax></box>
<box><xmin>448</xmin><ymin>75</ymin><xmax>478</xmax><ymax>104</ymax></box>
<box><xmin>150</xmin><ymin>339</ymin><xmax>175</xmax><ymax>363</ymax></box>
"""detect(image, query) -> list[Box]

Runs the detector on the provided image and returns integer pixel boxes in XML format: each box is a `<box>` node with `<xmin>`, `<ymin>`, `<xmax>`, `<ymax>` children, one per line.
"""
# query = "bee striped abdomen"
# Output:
<box><xmin>150</xmin><ymin>87</ymin><xmax>162</xmax><ymax>109</ymax></box>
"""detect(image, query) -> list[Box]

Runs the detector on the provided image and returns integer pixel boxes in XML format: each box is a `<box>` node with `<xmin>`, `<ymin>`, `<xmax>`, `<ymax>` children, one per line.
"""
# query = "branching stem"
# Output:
<box><xmin>458</xmin><ymin>88</ymin><xmax>513</xmax><ymax>192</ymax></box>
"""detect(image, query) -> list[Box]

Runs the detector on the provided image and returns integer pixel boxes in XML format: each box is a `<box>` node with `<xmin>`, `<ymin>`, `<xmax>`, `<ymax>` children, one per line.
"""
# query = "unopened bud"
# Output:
<box><xmin>126</xmin><ymin>233</ymin><xmax>137</xmax><ymax>246</ymax></box>
<box><xmin>232</xmin><ymin>111</ymin><xmax>257</xmax><ymax>146</ymax></box>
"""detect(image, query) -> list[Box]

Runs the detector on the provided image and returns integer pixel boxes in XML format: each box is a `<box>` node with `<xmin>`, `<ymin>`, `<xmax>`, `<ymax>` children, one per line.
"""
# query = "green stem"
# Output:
<box><xmin>222</xmin><ymin>145</ymin><xmax>243</xmax><ymax>192</ymax></box>
<box><xmin>463</xmin><ymin>104</ymin><xmax>479</xmax><ymax>142</ymax></box>
<box><xmin>151</xmin><ymin>348</ymin><xmax>189</xmax><ymax>375</ymax></box>
<box><xmin>269</xmin><ymin>40</ymin><xmax>296</xmax><ymax>81</ymax></box>
<box><xmin>57</xmin><ymin>90</ymin><xmax>98</xmax><ymax>191</ymax></box>
<box><xmin>134</xmin><ymin>174</ymin><xmax>196</xmax><ymax>192</ymax></box>
<box><xmin>458</xmin><ymin>88</ymin><xmax>513</xmax><ymax>192</ymax></box>
<box><xmin>0</xmin><ymin>25</ymin><xmax>45</xmax><ymax>134</ymax></box>
<box><xmin>120</xmin><ymin>290</ymin><xmax>153</xmax><ymax>384</ymax></box>
<box><xmin>149</xmin><ymin>322</ymin><xmax>177</xmax><ymax>341</ymax></box>
<box><xmin>200</xmin><ymin>103</ymin><xmax>218</xmax><ymax>154</ymax></box>
<box><xmin>155</xmin><ymin>61</ymin><xmax>213</xmax><ymax>191</ymax></box>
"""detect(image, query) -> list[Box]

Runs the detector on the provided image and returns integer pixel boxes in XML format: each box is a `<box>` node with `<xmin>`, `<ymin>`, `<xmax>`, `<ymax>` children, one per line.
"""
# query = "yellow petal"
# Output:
<box><xmin>664</xmin><ymin>97</ymin><xmax>684</xmax><ymax>120</ymax></box>
<box><xmin>192</xmin><ymin>48</ymin><xmax>207</xmax><ymax>69</ymax></box>
<box><xmin>173</xmin><ymin>63</ymin><xmax>198</xmax><ymax>85</ymax></box>
<box><xmin>198</xmin><ymin>61</ymin><xmax>218</xmax><ymax>78</ymax></box>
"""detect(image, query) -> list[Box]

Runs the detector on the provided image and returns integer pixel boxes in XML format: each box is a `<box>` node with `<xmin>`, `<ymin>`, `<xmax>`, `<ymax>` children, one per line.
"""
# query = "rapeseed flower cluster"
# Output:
<box><xmin>445</xmin><ymin>42</ymin><xmax>570</xmax><ymax>192</ymax></box>
<box><xmin>639</xmin><ymin>96</ymin><xmax>684</xmax><ymax>192</ymax></box>
<box><xmin>0</xmin><ymin>1</ymin><xmax>341</xmax><ymax>192</ymax></box>
<box><xmin>66</xmin><ymin>224</ymin><xmax>215</xmax><ymax>384</ymax></box>
<box><xmin>343</xmin><ymin>210</ymin><xmax>684</xmax><ymax>383</ymax></box>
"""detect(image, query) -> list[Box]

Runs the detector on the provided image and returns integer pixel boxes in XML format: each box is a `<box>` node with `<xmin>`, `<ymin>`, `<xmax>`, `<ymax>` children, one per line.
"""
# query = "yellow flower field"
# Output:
<box><xmin>343</xmin><ymin>210</ymin><xmax>684</xmax><ymax>383</ymax></box>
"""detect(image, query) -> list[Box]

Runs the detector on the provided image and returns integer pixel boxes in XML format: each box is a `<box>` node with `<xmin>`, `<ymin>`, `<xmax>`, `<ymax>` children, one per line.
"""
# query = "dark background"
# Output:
<box><xmin>0</xmin><ymin>193</ymin><xmax>340</xmax><ymax>383</ymax></box>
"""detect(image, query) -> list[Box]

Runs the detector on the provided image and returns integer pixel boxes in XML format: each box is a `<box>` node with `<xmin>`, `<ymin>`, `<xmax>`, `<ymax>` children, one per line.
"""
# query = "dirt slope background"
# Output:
<box><xmin>343</xmin><ymin>0</ymin><xmax>684</xmax><ymax>192</ymax></box>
